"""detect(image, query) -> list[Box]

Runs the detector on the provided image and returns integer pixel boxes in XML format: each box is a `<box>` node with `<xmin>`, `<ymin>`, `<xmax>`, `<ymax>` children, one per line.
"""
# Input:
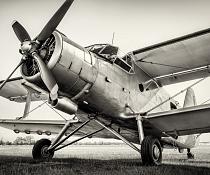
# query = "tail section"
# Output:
<box><xmin>177</xmin><ymin>88</ymin><xmax>200</xmax><ymax>148</ymax></box>
<box><xmin>183</xmin><ymin>88</ymin><xmax>197</xmax><ymax>107</ymax></box>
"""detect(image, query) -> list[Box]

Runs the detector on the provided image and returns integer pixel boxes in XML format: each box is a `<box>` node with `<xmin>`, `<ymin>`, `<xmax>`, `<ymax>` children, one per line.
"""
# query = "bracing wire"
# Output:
<box><xmin>44</xmin><ymin>101</ymin><xmax>67</xmax><ymax>121</ymax></box>
<box><xmin>144</xmin><ymin>77</ymin><xmax>206</xmax><ymax>115</ymax></box>
<box><xmin>17</xmin><ymin>99</ymin><xmax>67</xmax><ymax>121</ymax></box>
<box><xmin>17</xmin><ymin>101</ymin><xmax>47</xmax><ymax>119</ymax></box>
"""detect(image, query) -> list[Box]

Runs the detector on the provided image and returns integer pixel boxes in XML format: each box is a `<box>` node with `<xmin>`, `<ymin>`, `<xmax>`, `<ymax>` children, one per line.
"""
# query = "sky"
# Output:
<box><xmin>1</xmin><ymin>0</ymin><xmax>210</xmax><ymax>141</ymax></box>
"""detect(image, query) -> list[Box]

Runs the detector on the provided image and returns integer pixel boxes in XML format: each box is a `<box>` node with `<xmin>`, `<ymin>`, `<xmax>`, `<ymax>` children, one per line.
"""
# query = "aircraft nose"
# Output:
<box><xmin>21</xmin><ymin>31</ymin><xmax>98</xmax><ymax>98</ymax></box>
<box><xmin>49</xmin><ymin>31</ymin><xmax>98</xmax><ymax>98</ymax></box>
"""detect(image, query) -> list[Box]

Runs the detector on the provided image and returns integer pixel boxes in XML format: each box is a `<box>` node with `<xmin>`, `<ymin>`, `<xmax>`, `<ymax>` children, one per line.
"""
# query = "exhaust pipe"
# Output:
<box><xmin>50</xmin><ymin>97</ymin><xmax>78</xmax><ymax>115</ymax></box>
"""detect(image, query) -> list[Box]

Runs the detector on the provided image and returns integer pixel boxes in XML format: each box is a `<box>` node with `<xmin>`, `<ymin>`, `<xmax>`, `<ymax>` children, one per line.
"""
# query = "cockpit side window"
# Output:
<box><xmin>114</xmin><ymin>58</ymin><xmax>131</xmax><ymax>72</ymax></box>
<box><xmin>114</xmin><ymin>55</ymin><xmax>134</xmax><ymax>73</ymax></box>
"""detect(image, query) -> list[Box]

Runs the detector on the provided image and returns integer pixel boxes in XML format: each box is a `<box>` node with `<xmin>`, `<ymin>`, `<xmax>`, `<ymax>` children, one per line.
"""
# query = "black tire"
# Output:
<box><xmin>187</xmin><ymin>152</ymin><xmax>194</xmax><ymax>159</ymax></box>
<box><xmin>141</xmin><ymin>136</ymin><xmax>162</xmax><ymax>166</ymax></box>
<box><xmin>32</xmin><ymin>139</ymin><xmax>54</xmax><ymax>160</ymax></box>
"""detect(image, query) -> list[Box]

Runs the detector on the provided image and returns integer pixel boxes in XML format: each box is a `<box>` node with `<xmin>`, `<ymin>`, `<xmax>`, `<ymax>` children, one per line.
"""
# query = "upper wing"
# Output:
<box><xmin>0</xmin><ymin>77</ymin><xmax>47</xmax><ymax>102</ymax></box>
<box><xmin>131</xmin><ymin>28</ymin><xmax>210</xmax><ymax>86</ymax></box>
<box><xmin>144</xmin><ymin>104</ymin><xmax>210</xmax><ymax>136</ymax></box>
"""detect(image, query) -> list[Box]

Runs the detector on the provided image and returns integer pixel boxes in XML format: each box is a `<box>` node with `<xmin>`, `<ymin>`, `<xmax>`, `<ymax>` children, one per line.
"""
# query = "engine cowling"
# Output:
<box><xmin>21</xmin><ymin>31</ymin><xmax>98</xmax><ymax>98</ymax></box>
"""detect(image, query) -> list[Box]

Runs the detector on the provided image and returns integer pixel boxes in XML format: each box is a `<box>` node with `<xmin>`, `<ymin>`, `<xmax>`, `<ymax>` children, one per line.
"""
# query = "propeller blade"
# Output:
<box><xmin>31</xmin><ymin>52</ymin><xmax>58</xmax><ymax>100</ymax></box>
<box><xmin>37</xmin><ymin>0</ymin><xmax>74</xmax><ymax>43</ymax></box>
<box><xmin>0</xmin><ymin>60</ymin><xmax>24</xmax><ymax>91</ymax></box>
<box><xmin>12</xmin><ymin>21</ymin><xmax>31</xmax><ymax>43</ymax></box>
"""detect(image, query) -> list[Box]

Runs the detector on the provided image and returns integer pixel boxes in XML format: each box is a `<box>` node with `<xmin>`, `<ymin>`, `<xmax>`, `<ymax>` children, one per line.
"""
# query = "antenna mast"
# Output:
<box><xmin>111</xmin><ymin>32</ymin><xmax>115</xmax><ymax>45</ymax></box>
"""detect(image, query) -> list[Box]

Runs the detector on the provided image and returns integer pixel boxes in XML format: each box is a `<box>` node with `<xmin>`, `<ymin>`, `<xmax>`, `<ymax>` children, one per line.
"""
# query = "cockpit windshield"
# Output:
<box><xmin>85</xmin><ymin>44</ymin><xmax>118</xmax><ymax>61</ymax></box>
<box><xmin>85</xmin><ymin>44</ymin><xmax>134</xmax><ymax>73</ymax></box>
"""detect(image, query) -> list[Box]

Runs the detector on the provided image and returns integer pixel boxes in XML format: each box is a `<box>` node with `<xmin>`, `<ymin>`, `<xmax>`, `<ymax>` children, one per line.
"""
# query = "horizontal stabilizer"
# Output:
<box><xmin>146</xmin><ymin>104</ymin><xmax>210</xmax><ymax>136</ymax></box>
<box><xmin>183</xmin><ymin>88</ymin><xmax>197</xmax><ymax>107</ymax></box>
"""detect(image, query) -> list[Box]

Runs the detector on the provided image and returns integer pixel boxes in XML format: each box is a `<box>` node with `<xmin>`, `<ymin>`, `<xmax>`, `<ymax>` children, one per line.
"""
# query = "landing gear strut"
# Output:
<box><xmin>32</xmin><ymin>118</ymin><xmax>104</xmax><ymax>161</ymax></box>
<box><xmin>187</xmin><ymin>148</ymin><xmax>194</xmax><ymax>159</ymax></box>
<box><xmin>32</xmin><ymin>115</ymin><xmax>163</xmax><ymax>165</ymax></box>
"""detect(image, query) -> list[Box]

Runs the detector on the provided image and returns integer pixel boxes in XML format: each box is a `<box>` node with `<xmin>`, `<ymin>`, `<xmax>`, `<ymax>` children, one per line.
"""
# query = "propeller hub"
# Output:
<box><xmin>21</xmin><ymin>41</ymin><xmax>32</xmax><ymax>52</ymax></box>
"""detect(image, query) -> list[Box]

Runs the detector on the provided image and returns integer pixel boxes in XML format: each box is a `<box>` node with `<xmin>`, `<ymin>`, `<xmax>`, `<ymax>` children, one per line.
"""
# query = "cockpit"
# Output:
<box><xmin>85</xmin><ymin>44</ymin><xmax>134</xmax><ymax>73</ymax></box>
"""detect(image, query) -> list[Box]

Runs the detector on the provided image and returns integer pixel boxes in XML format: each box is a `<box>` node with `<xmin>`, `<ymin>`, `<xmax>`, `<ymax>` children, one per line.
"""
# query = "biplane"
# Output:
<box><xmin>1</xmin><ymin>0</ymin><xmax>210</xmax><ymax>166</ymax></box>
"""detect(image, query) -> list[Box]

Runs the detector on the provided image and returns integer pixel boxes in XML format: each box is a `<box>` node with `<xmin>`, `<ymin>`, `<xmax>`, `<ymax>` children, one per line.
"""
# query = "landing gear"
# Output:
<box><xmin>136</xmin><ymin>115</ymin><xmax>162</xmax><ymax>166</ymax></box>
<box><xmin>178</xmin><ymin>148</ymin><xmax>184</xmax><ymax>153</ymax></box>
<box><xmin>141</xmin><ymin>136</ymin><xmax>162</xmax><ymax>166</ymax></box>
<box><xmin>187</xmin><ymin>148</ymin><xmax>194</xmax><ymax>159</ymax></box>
<box><xmin>32</xmin><ymin>139</ymin><xmax>54</xmax><ymax>160</ymax></box>
<box><xmin>31</xmin><ymin>118</ymin><xmax>104</xmax><ymax>160</ymax></box>
<box><xmin>30</xmin><ymin>115</ymin><xmax>163</xmax><ymax>166</ymax></box>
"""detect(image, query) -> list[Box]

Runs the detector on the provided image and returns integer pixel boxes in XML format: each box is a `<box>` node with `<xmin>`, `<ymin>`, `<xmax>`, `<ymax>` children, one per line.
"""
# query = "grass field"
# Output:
<box><xmin>0</xmin><ymin>145</ymin><xmax>210</xmax><ymax>175</ymax></box>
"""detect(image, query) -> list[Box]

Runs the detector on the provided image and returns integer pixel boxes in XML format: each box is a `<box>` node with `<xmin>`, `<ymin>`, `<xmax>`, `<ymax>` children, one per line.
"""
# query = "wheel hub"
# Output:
<box><xmin>153</xmin><ymin>144</ymin><xmax>160</xmax><ymax>160</ymax></box>
<box><xmin>41</xmin><ymin>145</ymin><xmax>51</xmax><ymax>158</ymax></box>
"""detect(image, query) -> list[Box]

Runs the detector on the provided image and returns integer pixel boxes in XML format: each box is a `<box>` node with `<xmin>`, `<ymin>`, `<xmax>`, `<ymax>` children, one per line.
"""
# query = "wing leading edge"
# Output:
<box><xmin>132</xmin><ymin>28</ymin><xmax>210</xmax><ymax>87</ymax></box>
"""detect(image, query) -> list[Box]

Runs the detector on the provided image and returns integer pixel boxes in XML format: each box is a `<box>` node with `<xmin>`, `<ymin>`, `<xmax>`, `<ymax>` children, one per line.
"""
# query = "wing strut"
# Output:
<box><xmin>94</xmin><ymin>118</ymin><xmax>141</xmax><ymax>153</ymax></box>
<box><xmin>22</xmin><ymin>91</ymin><xmax>32</xmax><ymax>119</ymax></box>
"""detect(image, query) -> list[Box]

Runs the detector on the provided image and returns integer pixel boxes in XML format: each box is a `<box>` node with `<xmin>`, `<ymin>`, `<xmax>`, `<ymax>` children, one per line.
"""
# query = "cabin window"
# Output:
<box><xmin>122</xmin><ymin>55</ymin><xmax>132</xmax><ymax>67</ymax></box>
<box><xmin>114</xmin><ymin>57</ymin><xmax>131</xmax><ymax>72</ymax></box>
<box><xmin>114</xmin><ymin>55</ymin><xmax>134</xmax><ymax>73</ymax></box>
<box><xmin>84</xmin><ymin>51</ymin><xmax>92</xmax><ymax>64</ymax></box>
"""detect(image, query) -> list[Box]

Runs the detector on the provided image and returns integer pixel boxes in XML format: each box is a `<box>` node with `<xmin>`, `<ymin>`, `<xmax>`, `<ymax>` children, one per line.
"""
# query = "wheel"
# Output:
<box><xmin>187</xmin><ymin>152</ymin><xmax>194</xmax><ymax>159</ymax></box>
<box><xmin>32</xmin><ymin>139</ymin><xmax>54</xmax><ymax>160</ymax></box>
<box><xmin>178</xmin><ymin>148</ymin><xmax>184</xmax><ymax>153</ymax></box>
<box><xmin>187</xmin><ymin>148</ymin><xmax>194</xmax><ymax>159</ymax></box>
<box><xmin>187</xmin><ymin>151</ymin><xmax>194</xmax><ymax>159</ymax></box>
<box><xmin>141</xmin><ymin>136</ymin><xmax>162</xmax><ymax>166</ymax></box>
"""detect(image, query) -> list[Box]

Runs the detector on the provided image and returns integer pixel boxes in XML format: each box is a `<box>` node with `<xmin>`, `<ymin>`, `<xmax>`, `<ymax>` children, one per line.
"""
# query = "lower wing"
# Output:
<box><xmin>0</xmin><ymin>77</ymin><xmax>47</xmax><ymax>103</ymax></box>
<box><xmin>144</xmin><ymin>104</ymin><xmax>210</xmax><ymax>137</ymax></box>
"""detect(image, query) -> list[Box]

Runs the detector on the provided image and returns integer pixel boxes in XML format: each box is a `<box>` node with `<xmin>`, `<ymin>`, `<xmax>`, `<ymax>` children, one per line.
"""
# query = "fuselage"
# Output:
<box><xmin>19</xmin><ymin>31</ymin><xmax>198</xmax><ymax>148</ymax></box>
<box><xmin>21</xmin><ymin>31</ymin><xmax>174</xmax><ymax>121</ymax></box>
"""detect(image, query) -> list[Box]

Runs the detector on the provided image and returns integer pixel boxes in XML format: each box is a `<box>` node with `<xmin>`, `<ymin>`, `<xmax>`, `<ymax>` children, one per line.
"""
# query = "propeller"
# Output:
<box><xmin>0</xmin><ymin>0</ymin><xmax>74</xmax><ymax>101</ymax></box>
<box><xmin>12</xmin><ymin>21</ymin><xmax>31</xmax><ymax>43</ymax></box>
<box><xmin>31</xmin><ymin>52</ymin><xmax>58</xmax><ymax>100</ymax></box>
<box><xmin>37</xmin><ymin>0</ymin><xmax>74</xmax><ymax>43</ymax></box>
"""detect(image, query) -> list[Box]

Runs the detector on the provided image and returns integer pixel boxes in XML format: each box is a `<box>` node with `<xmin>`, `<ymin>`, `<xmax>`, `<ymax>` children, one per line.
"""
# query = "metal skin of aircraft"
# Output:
<box><xmin>1</xmin><ymin>0</ymin><xmax>210</xmax><ymax>166</ymax></box>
